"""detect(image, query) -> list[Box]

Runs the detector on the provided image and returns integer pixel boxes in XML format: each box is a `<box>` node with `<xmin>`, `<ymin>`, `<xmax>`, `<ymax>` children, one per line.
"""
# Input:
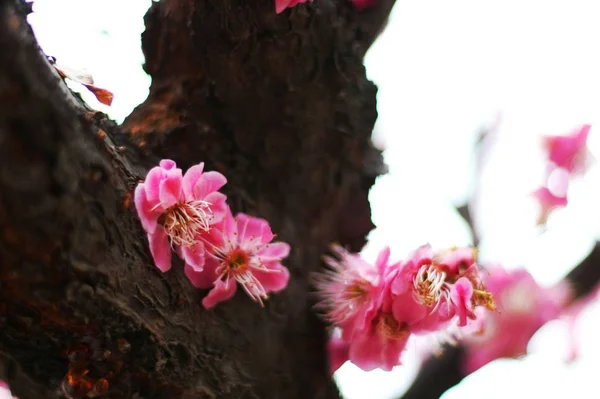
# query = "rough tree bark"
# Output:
<box><xmin>0</xmin><ymin>0</ymin><xmax>394</xmax><ymax>397</ymax></box>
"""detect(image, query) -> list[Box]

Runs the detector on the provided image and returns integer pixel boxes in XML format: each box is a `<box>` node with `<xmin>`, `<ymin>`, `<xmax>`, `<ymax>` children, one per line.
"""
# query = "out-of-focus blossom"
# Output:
<box><xmin>315</xmin><ymin>244</ymin><xmax>494</xmax><ymax>372</ymax></box>
<box><xmin>533</xmin><ymin>186</ymin><xmax>568</xmax><ymax>225</ymax></box>
<box><xmin>561</xmin><ymin>283</ymin><xmax>600</xmax><ymax>363</ymax></box>
<box><xmin>327</xmin><ymin>329</ymin><xmax>350</xmax><ymax>374</ymax></box>
<box><xmin>387</xmin><ymin>245</ymin><xmax>494</xmax><ymax>333</ymax></box>
<box><xmin>461</xmin><ymin>266</ymin><xmax>570</xmax><ymax>374</ymax></box>
<box><xmin>275</xmin><ymin>0</ymin><xmax>311</xmax><ymax>13</ymax></box>
<box><xmin>185</xmin><ymin>208</ymin><xmax>290</xmax><ymax>309</ymax></box>
<box><xmin>347</xmin><ymin>307</ymin><xmax>411</xmax><ymax>371</ymax></box>
<box><xmin>350</xmin><ymin>0</ymin><xmax>378</xmax><ymax>10</ymax></box>
<box><xmin>134</xmin><ymin>160</ymin><xmax>227</xmax><ymax>272</ymax></box>
<box><xmin>313</xmin><ymin>245</ymin><xmax>390</xmax><ymax>338</ymax></box>
<box><xmin>543</xmin><ymin>124</ymin><xmax>591</xmax><ymax>174</ymax></box>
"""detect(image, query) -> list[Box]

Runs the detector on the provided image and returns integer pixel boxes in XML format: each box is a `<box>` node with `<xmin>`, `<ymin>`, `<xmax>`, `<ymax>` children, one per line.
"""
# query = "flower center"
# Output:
<box><xmin>413</xmin><ymin>265</ymin><xmax>449</xmax><ymax>307</ymax></box>
<box><xmin>226</xmin><ymin>249</ymin><xmax>249</xmax><ymax>271</ymax></box>
<box><xmin>375</xmin><ymin>312</ymin><xmax>410</xmax><ymax>340</ymax></box>
<box><xmin>162</xmin><ymin>200</ymin><xmax>212</xmax><ymax>247</ymax></box>
<box><xmin>473</xmin><ymin>288</ymin><xmax>496</xmax><ymax>311</ymax></box>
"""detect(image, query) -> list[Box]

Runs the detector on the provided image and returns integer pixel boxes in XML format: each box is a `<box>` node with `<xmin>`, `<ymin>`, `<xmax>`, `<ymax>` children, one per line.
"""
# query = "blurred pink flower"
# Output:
<box><xmin>350</xmin><ymin>0</ymin><xmax>378</xmax><ymax>10</ymax></box>
<box><xmin>185</xmin><ymin>207</ymin><xmax>290</xmax><ymax>309</ymax></box>
<box><xmin>346</xmin><ymin>307</ymin><xmax>411</xmax><ymax>371</ymax></box>
<box><xmin>313</xmin><ymin>245</ymin><xmax>390</xmax><ymax>338</ymax></box>
<box><xmin>275</xmin><ymin>0</ymin><xmax>311</xmax><ymax>13</ymax></box>
<box><xmin>533</xmin><ymin>186</ymin><xmax>568</xmax><ymax>225</ymax></box>
<box><xmin>461</xmin><ymin>267</ymin><xmax>569</xmax><ymax>373</ymax></box>
<box><xmin>543</xmin><ymin>124</ymin><xmax>591</xmax><ymax>174</ymax></box>
<box><xmin>134</xmin><ymin>160</ymin><xmax>227</xmax><ymax>273</ymax></box>
<box><xmin>327</xmin><ymin>329</ymin><xmax>350</xmax><ymax>374</ymax></box>
<box><xmin>388</xmin><ymin>245</ymin><xmax>494</xmax><ymax>332</ymax></box>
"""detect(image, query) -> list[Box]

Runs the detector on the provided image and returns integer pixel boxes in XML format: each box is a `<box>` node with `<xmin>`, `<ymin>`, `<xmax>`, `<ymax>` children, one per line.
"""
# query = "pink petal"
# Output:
<box><xmin>391</xmin><ymin>291</ymin><xmax>428</xmax><ymax>326</ymax></box>
<box><xmin>205</xmin><ymin>205</ymin><xmax>236</xmax><ymax>250</ymax></box>
<box><xmin>259</xmin><ymin>242</ymin><xmax>291</xmax><ymax>262</ymax></box>
<box><xmin>202</xmin><ymin>279</ymin><xmax>237</xmax><ymax>309</ymax></box>
<box><xmin>159</xmin><ymin>159</ymin><xmax>177</xmax><ymax>170</ymax></box>
<box><xmin>134</xmin><ymin>183</ymin><xmax>160</xmax><ymax>234</ymax></box>
<box><xmin>236</xmin><ymin>213</ymin><xmax>274</xmax><ymax>245</ymax></box>
<box><xmin>193</xmin><ymin>171</ymin><xmax>227</xmax><ymax>200</ymax></box>
<box><xmin>204</xmin><ymin>191</ymin><xmax>228</xmax><ymax>224</ymax></box>
<box><xmin>144</xmin><ymin>165</ymin><xmax>166</xmax><ymax>204</ymax></box>
<box><xmin>181</xmin><ymin>242</ymin><xmax>205</xmax><ymax>272</ymax></box>
<box><xmin>328</xmin><ymin>334</ymin><xmax>350</xmax><ymax>374</ymax></box>
<box><xmin>184</xmin><ymin>259</ymin><xmax>218</xmax><ymax>289</ymax></box>
<box><xmin>451</xmin><ymin>277</ymin><xmax>475</xmax><ymax>327</ymax></box>
<box><xmin>158</xmin><ymin>166</ymin><xmax>183</xmax><ymax>208</ymax></box>
<box><xmin>348</xmin><ymin>334</ymin><xmax>382</xmax><ymax>371</ymax></box>
<box><xmin>275</xmin><ymin>0</ymin><xmax>292</xmax><ymax>13</ymax></box>
<box><xmin>181</xmin><ymin>163</ymin><xmax>205</xmax><ymax>200</ymax></box>
<box><xmin>375</xmin><ymin>246</ymin><xmax>391</xmax><ymax>274</ymax></box>
<box><xmin>254</xmin><ymin>265</ymin><xmax>290</xmax><ymax>293</ymax></box>
<box><xmin>148</xmin><ymin>227</ymin><xmax>172</xmax><ymax>272</ymax></box>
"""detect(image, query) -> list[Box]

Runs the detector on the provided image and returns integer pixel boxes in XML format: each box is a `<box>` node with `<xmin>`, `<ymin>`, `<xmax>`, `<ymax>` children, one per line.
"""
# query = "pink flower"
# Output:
<box><xmin>313</xmin><ymin>245</ymin><xmax>390</xmax><ymax>337</ymax></box>
<box><xmin>185</xmin><ymin>207</ymin><xmax>290</xmax><ymax>309</ymax></box>
<box><xmin>388</xmin><ymin>245</ymin><xmax>494</xmax><ymax>332</ymax></box>
<box><xmin>275</xmin><ymin>0</ymin><xmax>311</xmax><ymax>13</ymax></box>
<box><xmin>533</xmin><ymin>186</ymin><xmax>568</xmax><ymax>225</ymax></box>
<box><xmin>328</xmin><ymin>329</ymin><xmax>350</xmax><ymax>374</ymax></box>
<box><xmin>134</xmin><ymin>160</ymin><xmax>227</xmax><ymax>273</ymax></box>
<box><xmin>543</xmin><ymin>124</ymin><xmax>591</xmax><ymax>174</ymax></box>
<box><xmin>346</xmin><ymin>307</ymin><xmax>411</xmax><ymax>371</ymax></box>
<box><xmin>461</xmin><ymin>267</ymin><xmax>567</xmax><ymax>373</ymax></box>
<box><xmin>350</xmin><ymin>0</ymin><xmax>378</xmax><ymax>10</ymax></box>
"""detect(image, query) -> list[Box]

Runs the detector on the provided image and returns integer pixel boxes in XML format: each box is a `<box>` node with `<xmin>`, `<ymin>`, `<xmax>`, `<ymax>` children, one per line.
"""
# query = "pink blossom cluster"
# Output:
<box><xmin>314</xmin><ymin>243</ymin><xmax>496</xmax><ymax>372</ymax></box>
<box><xmin>460</xmin><ymin>266</ymin><xmax>570</xmax><ymax>373</ymax></box>
<box><xmin>534</xmin><ymin>124</ymin><xmax>591</xmax><ymax>224</ymax></box>
<box><xmin>134</xmin><ymin>160</ymin><xmax>290</xmax><ymax>309</ymax></box>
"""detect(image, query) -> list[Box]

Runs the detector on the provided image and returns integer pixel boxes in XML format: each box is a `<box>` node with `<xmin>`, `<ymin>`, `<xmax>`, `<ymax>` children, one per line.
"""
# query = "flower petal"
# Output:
<box><xmin>236</xmin><ymin>213</ymin><xmax>273</xmax><ymax>247</ymax></box>
<box><xmin>181</xmin><ymin>242</ymin><xmax>205</xmax><ymax>272</ymax></box>
<box><xmin>148</xmin><ymin>227</ymin><xmax>172</xmax><ymax>272</ymax></box>
<box><xmin>193</xmin><ymin>171</ymin><xmax>227</xmax><ymax>200</ymax></box>
<box><xmin>134</xmin><ymin>183</ymin><xmax>160</xmax><ymax>234</ymax></box>
<box><xmin>204</xmin><ymin>191</ymin><xmax>228</xmax><ymax>225</ymax></box>
<box><xmin>181</xmin><ymin>163</ymin><xmax>205</xmax><ymax>200</ymax></box>
<box><xmin>184</xmin><ymin>259</ymin><xmax>218</xmax><ymax>289</ymax></box>
<box><xmin>259</xmin><ymin>242</ymin><xmax>290</xmax><ymax>262</ymax></box>
<box><xmin>159</xmin><ymin>166</ymin><xmax>183</xmax><ymax>208</ymax></box>
<box><xmin>202</xmin><ymin>279</ymin><xmax>237</xmax><ymax>309</ymax></box>
<box><xmin>253</xmin><ymin>265</ymin><xmax>289</xmax><ymax>293</ymax></box>
<box><xmin>450</xmin><ymin>277</ymin><xmax>475</xmax><ymax>327</ymax></box>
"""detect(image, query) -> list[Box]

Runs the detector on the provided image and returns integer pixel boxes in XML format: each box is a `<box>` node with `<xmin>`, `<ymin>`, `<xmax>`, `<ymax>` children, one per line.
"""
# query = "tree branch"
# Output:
<box><xmin>400</xmin><ymin>242</ymin><xmax>600</xmax><ymax>399</ymax></box>
<box><xmin>0</xmin><ymin>0</ymin><xmax>392</xmax><ymax>397</ymax></box>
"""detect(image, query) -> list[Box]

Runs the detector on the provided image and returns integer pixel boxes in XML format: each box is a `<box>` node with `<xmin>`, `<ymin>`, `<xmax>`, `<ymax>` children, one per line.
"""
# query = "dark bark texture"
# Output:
<box><xmin>400</xmin><ymin>242</ymin><xmax>600</xmax><ymax>399</ymax></box>
<box><xmin>0</xmin><ymin>0</ymin><xmax>393</xmax><ymax>397</ymax></box>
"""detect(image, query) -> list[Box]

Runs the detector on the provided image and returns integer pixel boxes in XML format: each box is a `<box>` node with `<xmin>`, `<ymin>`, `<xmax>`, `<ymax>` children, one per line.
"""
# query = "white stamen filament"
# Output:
<box><xmin>163</xmin><ymin>200</ymin><xmax>213</xmax><ymax>247</ymax></box>
<box><xmin>413</xmin><ymin>265</ymin><xmax>451</xmax><ymax>311</ymax></box>
<box><xmin>202</xmin><ymin>228</ymin><xmax>281</xmax><ymax>306</ymax></box>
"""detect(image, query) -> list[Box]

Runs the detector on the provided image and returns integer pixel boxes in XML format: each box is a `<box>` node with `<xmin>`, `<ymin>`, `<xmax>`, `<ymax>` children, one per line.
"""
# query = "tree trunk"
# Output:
<box><xmin>0</xmin><ymin>0</ymin><xmax>393</xmax><ymax>397</ymax></box>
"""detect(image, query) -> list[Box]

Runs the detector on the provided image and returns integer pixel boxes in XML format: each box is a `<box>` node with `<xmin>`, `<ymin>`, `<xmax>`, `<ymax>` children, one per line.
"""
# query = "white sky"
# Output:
<box><xmin>6</xmin><ymin>0</ymin><xmax>599</xmax><ymax>398</ymax></box>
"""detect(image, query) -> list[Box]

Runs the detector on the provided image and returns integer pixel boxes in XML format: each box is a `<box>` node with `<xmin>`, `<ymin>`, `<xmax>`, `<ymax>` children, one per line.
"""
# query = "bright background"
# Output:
<box><xmin>6</xmin><ymin>0</ymin><xmax>599</xmax><ymax>398</ymax></box>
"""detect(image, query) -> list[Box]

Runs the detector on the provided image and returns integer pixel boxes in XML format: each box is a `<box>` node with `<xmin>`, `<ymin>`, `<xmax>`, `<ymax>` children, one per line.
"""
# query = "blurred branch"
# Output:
<box><xmin>399</xmin><ymin>242</ymin><xmax>600</xmax><ymax>399</ymax></box>
<box><xmin>456</xmin><ymin>204</ymin><xmax>479</xmax><ymax>248</ymax></box>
